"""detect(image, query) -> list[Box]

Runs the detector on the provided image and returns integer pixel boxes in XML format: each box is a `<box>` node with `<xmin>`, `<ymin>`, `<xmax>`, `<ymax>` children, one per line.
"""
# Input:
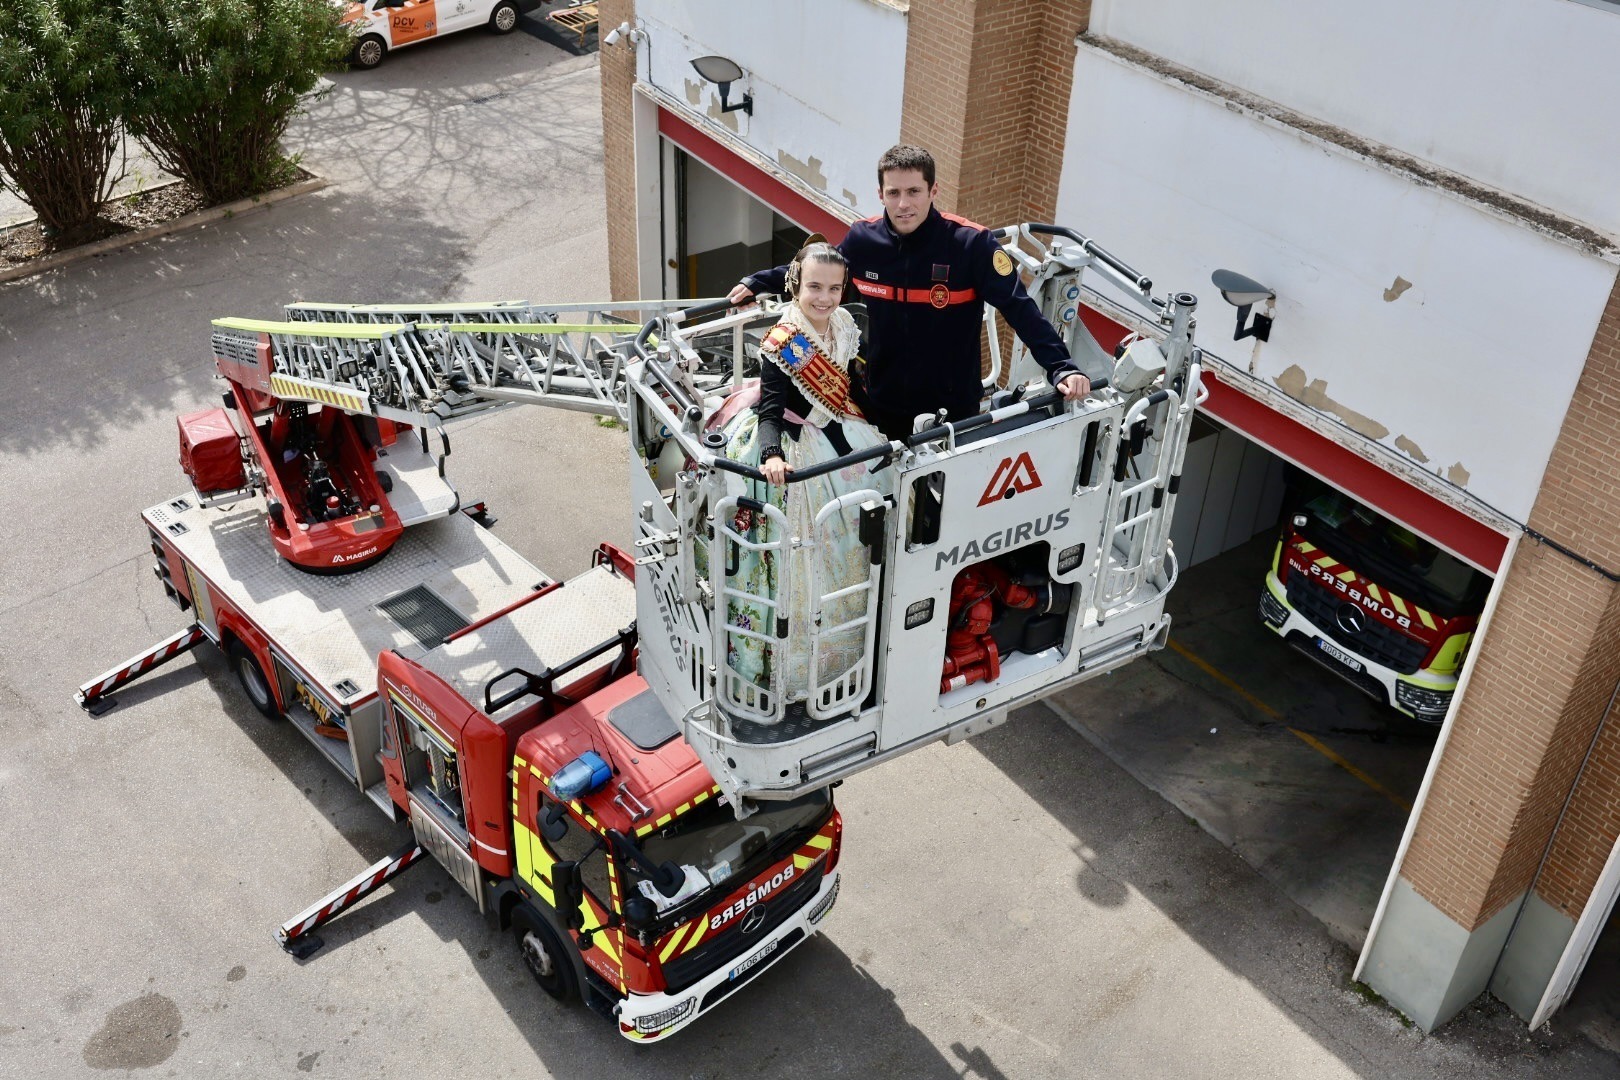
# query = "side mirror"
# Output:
<box><xmin>653</xmin><ymin>861</ymin><xmax>686</xmax><ymax>898</ymax></box>
<box><xmin>623</xmin><ymin>895</ymin><xmax>657</xmax><ymax>930</ymax></box>
<box><xmin>551</xmin><ymin>861</ymin><xmax>585</xmax><ymax>932</ymax></box>
<box><xmin>539</xmin><ymin>802</ymin><xmax>569</xmax><ymax>843</ymax></box>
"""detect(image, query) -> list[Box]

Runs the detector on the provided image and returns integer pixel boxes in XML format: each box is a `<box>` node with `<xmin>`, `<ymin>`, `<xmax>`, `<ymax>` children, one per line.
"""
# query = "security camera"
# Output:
<box><xmin>604</xmin><ymin>21</ymin><xmax>629</xmax><ymax>45</ymax></box>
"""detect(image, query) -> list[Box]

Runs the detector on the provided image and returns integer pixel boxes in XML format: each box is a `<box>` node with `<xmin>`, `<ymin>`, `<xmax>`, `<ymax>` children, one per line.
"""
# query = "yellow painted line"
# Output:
<box><xmin>1165</xmin><ymin>638</ymin><xmax>1412</xmax><ymax>813</ymax></box>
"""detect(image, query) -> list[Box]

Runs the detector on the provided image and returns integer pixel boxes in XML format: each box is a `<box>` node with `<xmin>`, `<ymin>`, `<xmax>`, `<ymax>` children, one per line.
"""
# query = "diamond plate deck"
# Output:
<box><xmin>146</xmin><ymin>497</ymin><xmax>545</xmax><ymax>698</ymax></box>
<box><xmin>417</xmin><ymin>564</ymin><xmax>636</xmax><ymax>717</ymax></box>
<box><xmin>375</xmin><ymin>438</ymin><xmax>459</xmax><ymax>526</ymax></box>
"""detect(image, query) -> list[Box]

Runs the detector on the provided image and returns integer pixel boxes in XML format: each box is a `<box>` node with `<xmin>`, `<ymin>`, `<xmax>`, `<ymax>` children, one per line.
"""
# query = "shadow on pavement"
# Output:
<box><xmin>966</xmin><ymin>702</ymin><xmax>1620</xmax><ymax>1077</ymax></box>
<box><xmin>0</xmin><ymin>191</ymin><xmax>468</xmax><ymax>457</ymax></box>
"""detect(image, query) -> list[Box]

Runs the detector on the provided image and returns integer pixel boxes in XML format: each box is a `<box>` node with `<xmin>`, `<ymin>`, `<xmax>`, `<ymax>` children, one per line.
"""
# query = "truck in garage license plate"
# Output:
<box><xmin>1317</xmin><ymin>638</ymin><xmax>1363</xmax><ymax>672</ymax></box>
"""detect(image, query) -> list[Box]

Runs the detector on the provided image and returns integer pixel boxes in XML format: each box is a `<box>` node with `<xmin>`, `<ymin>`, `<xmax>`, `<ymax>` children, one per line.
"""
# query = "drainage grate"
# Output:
<box><xmin>377</xmin><ymin>586</ymin><xmax>468</xmax><ymax>650</ymax></box>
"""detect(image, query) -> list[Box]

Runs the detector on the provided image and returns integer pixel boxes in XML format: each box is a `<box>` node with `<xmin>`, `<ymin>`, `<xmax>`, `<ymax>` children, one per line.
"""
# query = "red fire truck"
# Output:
<box><xmin>78</xmin><ymin>221</ymin><xmax>1205</xmax><ymax>1042</ymax></box>
<box><xmin>1259</xmin><ymin>470</ymin><xmax>1491</xmax><ymax>722</ymax></box>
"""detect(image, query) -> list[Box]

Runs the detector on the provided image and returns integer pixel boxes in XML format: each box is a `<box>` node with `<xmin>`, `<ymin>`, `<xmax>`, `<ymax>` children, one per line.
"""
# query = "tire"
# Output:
<box><xmin>352</xmin><ymin>34</ymin><xmax>387</xmax><ymax>70</ymax></box>
<box><xmin>489</xmin><ymin>1</ymin><xmax>519</xmax><ymax>34</ymax></box>
<box><xmin>229</xmin><ymin>640</ymin><xmax>282</xmax><ymax>719</ymax></box>
<box><xmin>511</xmin><ymin>908</ymin><xmax>578</xmax><ymax>1001</ymax></box>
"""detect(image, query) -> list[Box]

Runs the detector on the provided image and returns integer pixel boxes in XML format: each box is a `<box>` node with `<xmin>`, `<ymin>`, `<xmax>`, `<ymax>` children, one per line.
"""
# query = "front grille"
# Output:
<box><xmin>660</xmin><ymin>864</ymin><xmax>823</xmax><ymax>992</ymax></box>
<box><xmin>1284</xmin><ymin>577</ymin><xmax>1427</xmax><ymax>674</ymax></box>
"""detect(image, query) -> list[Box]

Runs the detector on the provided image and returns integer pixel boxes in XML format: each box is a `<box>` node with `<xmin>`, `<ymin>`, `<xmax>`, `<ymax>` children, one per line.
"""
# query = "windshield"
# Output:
<box><xmin>626</xmin><ymin>789</ymin><xmax>831</xmax><ymax>913</ymax></box>
<box><xmin>1289</xmin><ymin>474</ymin><xmax>1489</xmax><ymax>617</ymax></box>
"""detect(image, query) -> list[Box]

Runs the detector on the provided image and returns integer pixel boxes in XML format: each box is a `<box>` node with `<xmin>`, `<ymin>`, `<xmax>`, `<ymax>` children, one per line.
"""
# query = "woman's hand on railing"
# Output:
<box><xmin>761</xmin><ymin>455</ymin><xmax>789</xmax><ymax>486</ymax></box>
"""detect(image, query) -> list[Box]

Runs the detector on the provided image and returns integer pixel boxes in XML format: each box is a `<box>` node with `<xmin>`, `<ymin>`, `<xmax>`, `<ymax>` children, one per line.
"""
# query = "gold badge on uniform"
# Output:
<box><xmin>992</xmin><ymin>249</ymin><xmax>1015</xmax><ymax>276</ymax></box>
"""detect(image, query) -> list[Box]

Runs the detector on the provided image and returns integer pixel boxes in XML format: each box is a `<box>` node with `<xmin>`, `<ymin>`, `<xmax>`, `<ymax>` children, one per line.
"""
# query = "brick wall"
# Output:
<box><xmin>901</xmin><ymin>0</ymin><xmax>1090</xmax><ymax>226</ymax></box>
<box><xmin>900</xmin><ymin>0</ymin><xmax>1092</xmax><ymax>381</ymax></box>
<box><xmin>599</xmin><ymin>0</ymin><xmax>639</xmax><ymax>303</ymax></box>
<box><xmin>1401</xmin><ymin>273</ymin><xmax>1620</xmax><ymax>931</ymax></box>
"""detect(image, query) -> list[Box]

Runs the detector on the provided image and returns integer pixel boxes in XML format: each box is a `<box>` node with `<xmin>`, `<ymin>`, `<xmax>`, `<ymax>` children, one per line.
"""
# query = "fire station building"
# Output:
<box><xmin>595</xmin><ymin>0</ymin><xmax>1620</xmax><ymax>1032</ymax></box>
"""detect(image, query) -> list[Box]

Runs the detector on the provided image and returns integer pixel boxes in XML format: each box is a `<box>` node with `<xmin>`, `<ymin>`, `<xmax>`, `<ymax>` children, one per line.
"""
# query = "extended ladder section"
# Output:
<box><xmin>210</xmin><ymin>298</ymin><xmax>733</xmax><ymax>425</ymax></box>
<box><xmin>626</xmin><ymin>224</ymin><xmax>1207</xmax><ymax>812</ymax></box>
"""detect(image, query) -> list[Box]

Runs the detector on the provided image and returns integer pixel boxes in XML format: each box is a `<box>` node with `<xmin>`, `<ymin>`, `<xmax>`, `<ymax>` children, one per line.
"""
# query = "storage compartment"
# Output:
<box><xmin>178</xmin><ymin>408</ymin><xmax>246</xmax><ymax>494</ymax></box>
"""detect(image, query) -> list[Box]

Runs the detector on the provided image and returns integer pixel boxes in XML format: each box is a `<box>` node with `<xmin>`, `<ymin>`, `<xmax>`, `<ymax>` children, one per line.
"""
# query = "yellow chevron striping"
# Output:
<box><xmin>681</xmin><ymin>918</ymin><xmax>708</xmax><ymax>953</ymax></box>
<box><xmin>804</xmin><ymin>833</ymin><xmax>833</xmax><ymax>850</ymax></box>
<box><xmin>1366</xmin><ymin>584</ymin><xmax>1382</xmax><ymax>602</ymax></box>
<box><xmin>1417</xmin><ymin>608</ymin><xmax>1437</xmax><ymax>630</ymax></box>
<box><xmin>658</xmin><ymin>924</ymin><xmax>690</xmax><ymax>963</ymax></box>
<box><xmin>1337</xmin><ymin>569</ymin><xmax>1357</xmax><ymax>583</ymax></box>
<box><xmin>1392</xmin><ymin>595</ymin><xmax>1409</xmax><ymax>616</ymax></box>
<box><xmin>793</xmin><ymin>854</ymin><xmax>815</xmax><ymax>871</ymax></box>
<box><xmin>1297</xmin><ymin>541</ymin><xmax>1318</xmax><ymax>553</ymax></box>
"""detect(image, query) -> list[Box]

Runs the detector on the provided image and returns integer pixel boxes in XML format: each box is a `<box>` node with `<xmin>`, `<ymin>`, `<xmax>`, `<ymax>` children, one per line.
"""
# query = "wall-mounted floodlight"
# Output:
<box><xmin>1211</xmin><ymin>269</ymin><xmax>1275</xmax><ymax>342</ymax></box>
<box><xmin>690</xmin><ymin>55</ymin><xmax>753</xmax><ymax>116</ymax></box>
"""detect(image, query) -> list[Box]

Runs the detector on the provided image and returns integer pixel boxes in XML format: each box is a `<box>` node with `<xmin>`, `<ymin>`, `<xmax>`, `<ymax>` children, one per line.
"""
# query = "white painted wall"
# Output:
<box><xmin>635</xmin><ymin>0</ymin><xmax>906</xmax><ymax>218</ymax></box>
<box><xmin>1057</xmin><ymin>48</ymin><xmax>1619</xmax><ymax>523</ymax></box>
<box><xmin>1089</xmin><ymin>0</ymin><xmax>1620</xmax><ymax>238</ymax></box>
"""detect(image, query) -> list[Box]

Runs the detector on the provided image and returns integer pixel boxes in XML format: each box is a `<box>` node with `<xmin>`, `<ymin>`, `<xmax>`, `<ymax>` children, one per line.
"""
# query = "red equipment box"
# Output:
<box><xmin>178</xmin><ymin>408</ymin><xmax>246</xmax><ymax>494</ymax></box>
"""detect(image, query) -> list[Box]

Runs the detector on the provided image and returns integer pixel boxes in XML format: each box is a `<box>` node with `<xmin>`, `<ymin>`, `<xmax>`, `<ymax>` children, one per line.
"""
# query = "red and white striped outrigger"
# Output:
<box><xmin>75</xmin><ymin>624</ymin><xmax>207</xmax><ymax>716</ymax></box>
<box><xmin>276</xmin><ymin>842</ymin><xmax>426</xmax><ymax>958</ymax></box>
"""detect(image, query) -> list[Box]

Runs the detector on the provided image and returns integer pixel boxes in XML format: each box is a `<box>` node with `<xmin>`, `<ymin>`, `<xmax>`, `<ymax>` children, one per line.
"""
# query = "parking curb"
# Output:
<box><xmin>0</xmin><ymin>174</ymin><xmax>331</xmax><ymax>286</ymax></box>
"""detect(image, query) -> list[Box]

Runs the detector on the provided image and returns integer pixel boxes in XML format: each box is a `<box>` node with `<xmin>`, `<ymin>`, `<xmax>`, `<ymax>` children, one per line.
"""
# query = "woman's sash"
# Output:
<box><xmin>762</xmin><ymin>323</ymin><xmax>865</xmax><ymax>420</ymax></box>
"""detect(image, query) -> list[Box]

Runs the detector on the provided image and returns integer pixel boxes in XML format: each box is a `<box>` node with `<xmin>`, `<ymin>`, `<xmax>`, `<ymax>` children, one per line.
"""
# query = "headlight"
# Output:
<box><xmin>1395</xmin><ymin>681</ymin><xmax>1452</xmax><ymax>722</ymax></box>
<box><xmin>634</xmin><ymin>996</ymin><xmax>696</xmax><ymax>1034</ymax></box>
<box><xmin>807</xmin><ymin>875</ymin><xmax>840</xmax><ymax>925</ymax></box>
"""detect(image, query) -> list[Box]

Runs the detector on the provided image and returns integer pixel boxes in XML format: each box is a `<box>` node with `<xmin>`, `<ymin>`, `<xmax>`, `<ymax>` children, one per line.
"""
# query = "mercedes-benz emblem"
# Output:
<box><xmin>1336</xmin><ymin>602</ymin><xmax>1367</xmax><ymax>636</ymax></box>
<box><xmin>739</xmin><ymin>905</ymin><xmax>768</xmax><ymax>935</ymax></box>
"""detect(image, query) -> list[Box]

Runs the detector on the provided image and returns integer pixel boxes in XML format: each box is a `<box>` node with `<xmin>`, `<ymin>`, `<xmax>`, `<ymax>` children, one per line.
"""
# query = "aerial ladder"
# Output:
<box><xmin>88</xmin><ymin>223</ymin><xmax>1206</xmax><ymax>813</ymax></box>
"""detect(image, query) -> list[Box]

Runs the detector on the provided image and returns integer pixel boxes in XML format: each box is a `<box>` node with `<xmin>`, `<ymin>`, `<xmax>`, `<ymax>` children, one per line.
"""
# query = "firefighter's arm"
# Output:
<box><xmin>974</xmin><ymin>231</ymin><xmax>1088</xmax><ymax>398</ymax></box>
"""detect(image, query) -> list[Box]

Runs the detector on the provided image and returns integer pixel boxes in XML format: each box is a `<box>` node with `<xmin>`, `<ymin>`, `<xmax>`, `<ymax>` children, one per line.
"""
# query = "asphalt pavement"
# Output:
<box><xmin>1</xmin><ymin>30</ymin><xmax>1616</xmax><ymax>1080</ymax></box>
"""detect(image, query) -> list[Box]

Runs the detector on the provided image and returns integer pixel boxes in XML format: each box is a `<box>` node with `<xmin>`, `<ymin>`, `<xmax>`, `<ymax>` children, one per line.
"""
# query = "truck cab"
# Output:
<box><xmin>1259</xmin><ymin>471</ymin><xmax>1491</xmax><ymax>722</ymax></box>
<box><xmin>373</xmin><ymin>550</ymin><xmax>841</xmax><ymax>1043</ymax></box>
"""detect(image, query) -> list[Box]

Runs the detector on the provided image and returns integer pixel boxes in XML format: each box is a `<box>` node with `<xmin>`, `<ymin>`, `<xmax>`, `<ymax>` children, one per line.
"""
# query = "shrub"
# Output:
<box><xmin>0</xmin><ymin>0</ymin><xmax>127</xmax><ymax>244</ymax></box>
<box><xmin>120</xmin><ymin>0</ymin><xmax>352</xmax><ymax>205</ymax></box>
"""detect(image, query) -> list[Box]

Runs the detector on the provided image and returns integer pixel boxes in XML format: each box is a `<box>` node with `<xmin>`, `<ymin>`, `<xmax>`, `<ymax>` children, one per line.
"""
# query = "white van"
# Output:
<box><xmin>342</xmin><ymin>0</ymin><xmax>525</xmax><ymax>69</ymax></box>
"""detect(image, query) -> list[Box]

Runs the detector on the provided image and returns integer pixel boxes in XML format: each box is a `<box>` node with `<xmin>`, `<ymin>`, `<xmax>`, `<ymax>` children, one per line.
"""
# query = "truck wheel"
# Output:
<box><xmin>352</xmin><ymin>34</ymin><xmax>386</xmax><ymax>69</ymax></box>
<box><xmin>512</xmin><ymin>909</ymin><xmax>577</xmax><ymax>1001</ymax></box>
<box><xmin>489</xmin><ymin>1</ymin><xmax>519</xmax><ymax>33</ymax></box>
<box><xmin>229</xmin><ymin>641</ymin><xmax>281</xmax><ymax>719</ymax></box>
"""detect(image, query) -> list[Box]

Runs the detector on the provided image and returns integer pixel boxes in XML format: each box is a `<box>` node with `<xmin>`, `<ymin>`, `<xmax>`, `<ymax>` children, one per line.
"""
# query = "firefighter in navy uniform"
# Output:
<box><xmin>730</xmin><ymin>144</ymin><xmax>1090</xmax><ymax>441</ymax></box>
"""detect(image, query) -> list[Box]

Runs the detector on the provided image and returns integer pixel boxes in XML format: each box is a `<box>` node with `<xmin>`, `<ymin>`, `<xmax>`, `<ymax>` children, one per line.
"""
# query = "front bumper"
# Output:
<box><xmin>1260</xmin><ymin>576</ymin><xmax>1455</xmax><ymax>723</ymax></box>
<box><xmin>614</xmin><ymin>869</ymin><xmax>841</xmax><ymax>1043</ymax></box>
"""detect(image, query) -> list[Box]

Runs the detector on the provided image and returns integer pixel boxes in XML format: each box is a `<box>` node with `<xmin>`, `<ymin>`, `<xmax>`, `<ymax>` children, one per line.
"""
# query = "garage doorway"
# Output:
<box><xmin>667</xmin><ymin>145</ymin><xmax>806</xmax><ymax>300</ymax></box>
<box><xmin>1046</xmin><ymin>409</ymin><xmax>1495</xmax><ymax>947</ymax></box>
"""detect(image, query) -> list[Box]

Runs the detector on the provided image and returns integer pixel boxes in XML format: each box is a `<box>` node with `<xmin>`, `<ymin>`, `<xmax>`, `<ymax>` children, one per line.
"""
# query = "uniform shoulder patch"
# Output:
<box><xmin>992</xmin><ymin>248</ymin><xmax>1015</xmax><ymax>277</ymax></box>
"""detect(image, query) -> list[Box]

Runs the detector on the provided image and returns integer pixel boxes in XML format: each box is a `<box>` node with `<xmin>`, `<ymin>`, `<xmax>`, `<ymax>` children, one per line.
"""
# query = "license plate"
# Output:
<box><xmin>728</xmin><ymin>939</ymin><xmax>778</xmax><ymax>981</ymax></box>
<box><xmin>1317</xmin><ymin>638</ymin><xmax>1364</xmax><ymax>672</ymax></box>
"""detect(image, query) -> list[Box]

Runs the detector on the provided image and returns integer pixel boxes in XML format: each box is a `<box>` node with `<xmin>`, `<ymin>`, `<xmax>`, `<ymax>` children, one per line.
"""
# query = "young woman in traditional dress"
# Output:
<box><xmin>712</xmin><ymin>241</ymin><xmax>892</xmax><ymax>713</ymax></box>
